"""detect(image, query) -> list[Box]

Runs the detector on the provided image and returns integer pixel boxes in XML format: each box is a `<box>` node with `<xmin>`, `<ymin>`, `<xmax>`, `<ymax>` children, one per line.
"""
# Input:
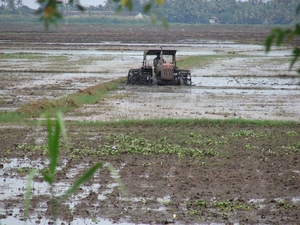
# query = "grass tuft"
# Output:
<box><xmin>0</xmin><ymin>111</ymin><xmax>25</xmax><ymax>123</ymax></box>
<box><xmin>16</xmin><ymin>77</ymin><xmax>126</xmax><ymax>118</ymax></box>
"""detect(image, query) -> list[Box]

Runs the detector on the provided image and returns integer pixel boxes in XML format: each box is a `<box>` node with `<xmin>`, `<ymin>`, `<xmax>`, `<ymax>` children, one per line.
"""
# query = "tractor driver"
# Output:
<box><xmin>153</xmin><ymin>52</ymin><xmax>166</xmax><ymax>73</ymax></box>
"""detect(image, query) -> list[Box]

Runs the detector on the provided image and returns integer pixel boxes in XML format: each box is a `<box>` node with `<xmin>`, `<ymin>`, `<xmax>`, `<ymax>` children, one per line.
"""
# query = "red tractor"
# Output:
<box><xmin>127</xmin><ymin>48</ymin><xmax>192</xmax><ymax>85</ymax></box>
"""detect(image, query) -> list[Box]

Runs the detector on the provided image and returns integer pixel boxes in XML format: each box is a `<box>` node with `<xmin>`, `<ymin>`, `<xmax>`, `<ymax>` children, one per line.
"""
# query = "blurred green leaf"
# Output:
<box><xmin>24</xmin><ymin>169</ymin><xmax>37</xmax><ymax>221</ymax></box>
<box><xmin>265</xmin><ymin>2</ymin><xmax>300</xmax><ymax>74</ymax></box>
<box><xmin>296</xmin><ymin>4</ymin><xmax>300</xmax><ymax>15</ymax></box>
<box><xmin>287</xmin><ymin>31</ymin><xmax>295</xmax><ymax>42</ymax></box>
<box><xmin>116</xmin><ymin>5</ymin><xmax>123</xmax><ymax>13</ymax></box>
<box><xmin>151</xmin><ymin>11</ymin><xmax>157</xmax><ymax>24</ymax></box>
<box><xmin>295</xmin><ymin>24</ymin><xmax>300</xmax><ymax>35</ymax></box>
<box><xmin>41</xmin><ymin>170</ymin><xmax>53</xmax><ymax>184</ymax></box>
<box><xmin>56</xmin><ymin>112</ymin><xmax>67</xmax><ymax>149</ymax></box>
<box><xmin>156</xmin><ymin>0</ymin><xmax>165</xmax><ymax>6</ymax></box>
<box><xmin>35</xmin><ymin>8</ymin><xmax>43</xmax><ymax>15</ymax></box>
<box><xmin>38</xmin><ymin>112</ymin><xmax>66</xmax><ymax>185</ymax></box>
<box><xmin>59</xmin><ymin>162</ymin><xmax>103</xmax><ymax>203</ymax></box>
<box><xmin>264</xmin><ymin>34</ymin><xmax>275</xmax><ymax>52</ymax></box>
<box><xmin>36</xmin><ymin>0</ymin><xmax>167</xmax><ymax>29</ymax></box>
<box><xmin>161</xmin><ymin>17</ymin><xmax>169</xmax><ymax>29</ymax></box>
<box><xmin>76</xmin><ymin>4</ymin><xmax>84</xmax><ymax>12</ymax></box>
<box><xmin>143</xmin><ymin>3</ymin><xmax>151</xmax><ymax>13</ymax></box>
<box><xmin>290</xmin><ymin>47</ymin><xmax>300</xmax><ymax>70</ymax></box>
<box><xmin>48</xmin><ymin>118</ymin><xmax>60</xmax><ymax>179</ymax></box>
<box><xmin>106</xmin><ymin>163</ymin><xmax>126</xmax><ymax>196</ymax></box>
<box><xmin>275</xmin><ymin>30</ymin><xmax>284</xmax><ymax>46</ymax></box>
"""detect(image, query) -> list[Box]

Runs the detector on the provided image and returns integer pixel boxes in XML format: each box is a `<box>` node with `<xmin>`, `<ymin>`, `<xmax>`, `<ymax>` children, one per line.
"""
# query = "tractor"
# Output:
<box><xmin>127</xmin><ymin>48</ymin><xmax>192</xmax><ymax>85</ymax></box>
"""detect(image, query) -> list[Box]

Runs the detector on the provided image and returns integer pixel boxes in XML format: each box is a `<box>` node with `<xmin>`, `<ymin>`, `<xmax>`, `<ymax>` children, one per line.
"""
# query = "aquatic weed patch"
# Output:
<box><xmin>186</xmin><ymin>198</ymin><xmax>257</xmax><ymax>222</ymax></box>
<box><xmin>0</xmin><ymin>53</ymin><xmax>46</xmax><ymax>60</ymax></box>
<box><xmin>230</xmin><ymin>129</ymin><xmax>269</xmax><ymax>138</ymax></box>
<box><xmin>69</xmin><ymin>133</ymin><xmax>220</xmax><ymax>159</ymax></box>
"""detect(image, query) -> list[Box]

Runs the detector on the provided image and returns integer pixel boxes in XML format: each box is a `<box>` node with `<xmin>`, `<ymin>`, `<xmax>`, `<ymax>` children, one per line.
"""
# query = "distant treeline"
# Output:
<box><xmin>0</xmin><ymin>0</ymin><xmax>299</xmax><ymax>25</ymax></box>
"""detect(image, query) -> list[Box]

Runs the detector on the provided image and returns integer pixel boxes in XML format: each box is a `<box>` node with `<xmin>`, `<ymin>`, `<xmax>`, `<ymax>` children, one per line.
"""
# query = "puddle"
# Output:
<box><xmin>1</xmin><ymin>151</ymin><xmax>300</xmax><ymax>225</ymax></box>
<box><xmin>0</xmin><ymin>156</ymin><xmax>240</xmax><ymax>224</ymax></box>
<box><xmin>292</xmin><ymin>196</ymin><xmax>300</xmax><ymax>203</ymax></box>
<box><xmin>0</xmin><ymin>215</ymin><xmax>135</xmax><ymax>225</ymax></box>
<box><xmin>193</xmin><ymin>76</ymin><xmax>300</xmax><ymax>89</ymax></box>
<box><xmin>66</xmin><ymin>84</ymin><xmax>300</xmax><ymax>122</ymax></box>
<box><xmin>0</xmin><ymin>158</ymin><xmax>132</xmax><ymax>224</ymax></box>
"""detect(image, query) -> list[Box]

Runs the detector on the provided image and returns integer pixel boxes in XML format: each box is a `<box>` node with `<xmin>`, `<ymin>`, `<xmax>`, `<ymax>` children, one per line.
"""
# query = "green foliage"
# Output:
<box><xmin>212</xmin><ymin>200</ymin><xmax>252</xmax><ymax>211</ymax></box>
<box><xmin>230</xmin><ymin>130</ymin><xmax>267</xmax><ymax>138</ymax></box>
<box><xmin>62</xmin><ymin>15</ymin><xmax>150</xmax><ymax>25</ymax></box>
<box><xmin>24</xmin><ymin>169</ymin><xmax>37</xmax><ymax>221</ymax></box>
<box><xmin>59</xmin><ymin>162</ymin><xmax>103</xmax><ymax>202</ymax></box>
<box><xmin>194</xmin><ymin>199</ymin><xmax>208</xmax><ymax>208</ymax></box>
<box><xmin>282</xmin><ymin>142</ymin><xmax>300</xmax><ymax>153</ymax></box>
<box><xmin>276</xmin><ymin>199</ymin><xmax>297</xmax><ymax>209</ymax></box>
<box><xmin>106</xmin><ymin>163</ymin><xmax>126</xmax><ymax>197</ymax></box>
<box><xmin>245</xmin><ymin>143</ymin><xmax>259</xmax><ymax>150</ymax></box>
<box><xmin>177</xmin><ymin>55</ymin><xmax>222</xmax><ymax>70</ymax></box>
<box><xmin>187</xmin><ymin>198</ymin><xmax>254</xmax><ymax>219</ymax></box>
<box><xmin>36</xmin><ymin>0</ymin><xmax>84</xmax><ymax>29</ymax></box>
<box><xmin>37</xmin><ymin>0</ymin><xmax>166</xmax><ymax>29</ymax></box>
<box><xmin>68</xmin><ymin>132</ymin><xmax>220</xmax><ymax>159</ymax></box>
<box><xmin>40</xmin><ymin>112</ymin><xmax>64</xmax><ymax>184</ymax></box>
<box><xmin>0</xmin><ymin>112</ymin><xmax>24</xmax><ymax>123</ymax></box>
<box><xmin>287</xmin><ymin>131</ymin><xmax>298</xmax><ymax>137</ymax></box>
<box><xmin>1</xmin><ymin>0</ymin><xmax>299</xmax><ymax>25</ymax></box>
<box><xmin>265</xmin><ymin>5</ymin><xmax>300</xmax><ymax>74</ymax></box>
<box><xmin>0</xmin><ymin>53</ymin><xmax>46</xmax><ymax>60</ymax></box>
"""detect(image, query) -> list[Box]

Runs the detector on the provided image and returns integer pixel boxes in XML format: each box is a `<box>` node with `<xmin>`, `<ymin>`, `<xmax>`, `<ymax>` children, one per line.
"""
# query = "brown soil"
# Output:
<box><xmin>0</xmin><ymin>23</ymin><xmax>274</xmax><ymax>48</ymax></box>
<box><xmin>1</xmin><ymin>123</ymin><xmax>300</xmax><ymax>224</ymax></box>
<box><xmin>0</xmin><ymin>23</ymin><xmax>300</xmax><ymax>225</ymax></box>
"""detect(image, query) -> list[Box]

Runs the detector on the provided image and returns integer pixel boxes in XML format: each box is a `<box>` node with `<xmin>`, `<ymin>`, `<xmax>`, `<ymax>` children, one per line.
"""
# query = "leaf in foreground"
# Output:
<box><xmin>24</xmin><ymin>169</ymin><xmax>37</xmax><ymax>221</ymax></box>
<box><xmin>59</xmin><ymin>162</ymin><xmax>103</xmax><ymax>203</ymax></box>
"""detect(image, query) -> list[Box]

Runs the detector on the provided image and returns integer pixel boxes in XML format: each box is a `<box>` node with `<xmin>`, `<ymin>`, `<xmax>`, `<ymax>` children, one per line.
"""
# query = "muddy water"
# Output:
<box><xmin>0</xmin><ymin>158</ymin><xmax>131</xmax><ymax>225</ymax></box>
<box><xmin>74</xmin><ymin>85</ymin><xmax>299</xmax><ymax>122</ymax></box>
<box><xmin>0</xmin><ymin>158</ymin><xmax>135</xmax><ymax>225</ymax></box>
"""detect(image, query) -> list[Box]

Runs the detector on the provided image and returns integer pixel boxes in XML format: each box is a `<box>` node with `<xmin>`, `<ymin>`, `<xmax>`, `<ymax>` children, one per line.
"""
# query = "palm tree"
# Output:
<box><xmin>6</xmin><ymin>0</ymin><xmax>16</xmax><ymax>11</ymax></box>
<box><xmin>199</xmin><ymin>0</ymin><xmax>211</xmax><ymax>14</ymax></box>
<box><xmin>103</xmin><ymin>0</ymin><xmax>119</xmax><ymax>11</ymax></box>
<box><xmin>1</xmin><ymin>0</ymin><xmax>5</xmax><ymax>8</ymax></box>
<box><xmin>210</xmin><ymin>0</ymin><xmax>225</xmax><ymax>20</ymax></box>
<box><xmin>165</xmin><ymin>0</ymin><xmax>201</xmax><ymax>23</ymax></box>
<box><xmin>16</xmin><ymin>0</ymin><xmax>22</xmax><ymax>8</ymax></box>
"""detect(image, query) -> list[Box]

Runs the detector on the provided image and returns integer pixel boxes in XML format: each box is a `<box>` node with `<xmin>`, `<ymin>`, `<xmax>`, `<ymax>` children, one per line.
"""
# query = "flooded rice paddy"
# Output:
<box><xmin>1</xmin><ymin>43</ymin><xmax>299</xmax><ymax>121</ymax></box>
<box><xmin>1</xmin><ymin>39</ymin><xmax>300</xmax><ymax>225</ymax></box>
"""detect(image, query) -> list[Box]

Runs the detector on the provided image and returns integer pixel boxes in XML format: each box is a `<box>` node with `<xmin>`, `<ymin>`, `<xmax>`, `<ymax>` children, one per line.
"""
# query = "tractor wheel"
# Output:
<box><xmin>150</xmin><ymin>77</ymin><xmax>157</xmax><ymax>85</ymax></box>
<box><xmin>179</xmin><ymin>78</ymin><xmax>184</xmax><ymax>86</ymax></box>
<box><xmin>127</xmin><ymin>69</ymin><xmax>137</xmax><ymax>84</ymax></box>
<box><xmin>127</xmin><ymin>74</ymin><xmax>132</xmax><ymax>84</ymax></box>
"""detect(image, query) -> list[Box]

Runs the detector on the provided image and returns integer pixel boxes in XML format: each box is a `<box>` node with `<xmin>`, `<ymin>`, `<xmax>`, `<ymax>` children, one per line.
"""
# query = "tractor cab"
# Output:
<box><xmin>143</xmin><ymin>48</ymin><xmax>180</xmax><ymax>85</ymax></box>
<box><xmin>127</xmin><ymin>48</ymin><xmax>191</xmax><ymax>86</ymax></box>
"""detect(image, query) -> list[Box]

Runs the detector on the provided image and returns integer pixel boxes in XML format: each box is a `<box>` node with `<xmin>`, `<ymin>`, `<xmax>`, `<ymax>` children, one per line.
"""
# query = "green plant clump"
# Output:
<box><xmin>68</xmin><ymin>133</ymin><xmax>220</xmax><ymax>159</ymax></box>
<box><xmin>24</xmin><ymin>112</ymin><xmax>103</xmax><ymax>222</ymax></box>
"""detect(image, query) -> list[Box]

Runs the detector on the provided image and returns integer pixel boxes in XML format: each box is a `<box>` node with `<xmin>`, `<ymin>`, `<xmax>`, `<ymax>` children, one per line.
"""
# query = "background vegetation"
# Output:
<box><xmin>0</xmin><ymin>0</ymin><xmax>299</xmax><ymax>25</ymax></box>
